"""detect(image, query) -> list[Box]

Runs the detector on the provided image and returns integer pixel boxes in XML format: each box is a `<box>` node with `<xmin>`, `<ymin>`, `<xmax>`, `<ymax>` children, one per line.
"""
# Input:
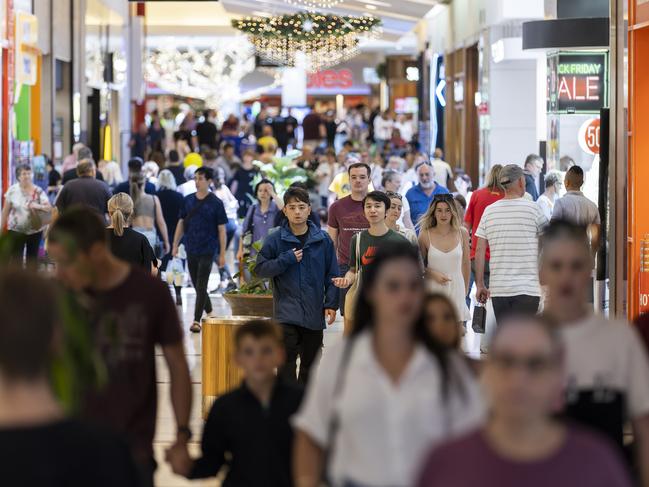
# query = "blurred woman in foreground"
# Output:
<box><xmin>294</xmin><ymin>242</ymin><xmax>483</xmax><ymax>487</ymax></box>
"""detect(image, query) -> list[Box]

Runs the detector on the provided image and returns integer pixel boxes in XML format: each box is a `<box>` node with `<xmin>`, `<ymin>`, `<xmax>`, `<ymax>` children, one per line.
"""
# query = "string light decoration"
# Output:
<box><xmin>145</xmin><ymin>39</ymin><xmax>274</xmax><ymax>106</ymax></box>
<box><xmin>232</xmin><ymin>13</ymin><xmax>382</xmax><ymax>72</ymax></box>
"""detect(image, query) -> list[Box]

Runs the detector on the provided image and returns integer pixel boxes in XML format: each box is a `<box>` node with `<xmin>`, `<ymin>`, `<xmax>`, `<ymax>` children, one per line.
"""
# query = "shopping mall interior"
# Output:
<box><xmin>2</xmin><ymin>0</ymin><xmax>649</xmax><ymax>486</ymax></box>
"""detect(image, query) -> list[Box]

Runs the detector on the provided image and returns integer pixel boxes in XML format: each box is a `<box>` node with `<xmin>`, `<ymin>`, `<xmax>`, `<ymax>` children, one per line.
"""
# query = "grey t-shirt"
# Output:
<box><xmin>56</xmin><ymin>176</ymin><xmax>112</xmax><ymax>216</ymax></box>
<box><xmin>551</xmin><ymin>191</ymin><xmax>601</xmax><ymax>225</ymax></box>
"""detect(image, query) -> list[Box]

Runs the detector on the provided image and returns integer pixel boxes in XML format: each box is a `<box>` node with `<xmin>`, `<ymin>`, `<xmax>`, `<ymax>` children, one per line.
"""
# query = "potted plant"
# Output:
<box><xmin>224</xmin><ymin>240</ymin><xmax>274</xmax><ymax>317</ymax></box>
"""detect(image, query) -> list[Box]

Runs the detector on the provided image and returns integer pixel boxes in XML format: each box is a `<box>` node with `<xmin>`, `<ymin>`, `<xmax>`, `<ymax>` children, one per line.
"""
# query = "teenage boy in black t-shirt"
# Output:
<box><xmin>0</xmin><ymin>268</ymin><xmax>139</xmax><ymax>486</ymax></box>
<box><xmin>166</xmin><ymin>320</ymin><xmax>304</xmax><ymax>487</ymax></box>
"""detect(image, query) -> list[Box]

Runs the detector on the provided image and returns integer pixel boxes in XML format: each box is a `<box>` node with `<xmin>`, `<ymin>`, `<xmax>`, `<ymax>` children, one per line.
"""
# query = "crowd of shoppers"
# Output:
<box><xmin>5</xmin><ymin>102</ymin><xmax>648</xmax><ymax>487</ymax></box>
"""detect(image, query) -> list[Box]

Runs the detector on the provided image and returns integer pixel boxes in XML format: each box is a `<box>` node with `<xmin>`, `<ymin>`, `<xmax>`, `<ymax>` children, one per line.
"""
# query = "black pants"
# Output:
<box><xmin>492</xmin><ymin>295</ymin><xmax>540</xmax><ymax>325</ymax></box>
<box><xmin>8</xmin><ymin>230</ymin><xmax>41</xmax><ymax>266</ymax></box>
<box><xmin>279</xmin><ymin>324</ymin><xmax>323</xmax><ymax>385</ymax></box>
<box><xmin>187</xmin><ymin>254</ymin><xmax>213</xmax><ymax>323</ymax></box>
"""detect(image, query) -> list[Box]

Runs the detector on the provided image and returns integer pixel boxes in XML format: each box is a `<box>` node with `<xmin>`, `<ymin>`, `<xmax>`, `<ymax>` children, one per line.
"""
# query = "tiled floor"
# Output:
<box><xmin>153</xmin><ymin>272</ymin><xmax>487</xmax><ymax>486</ymax></box>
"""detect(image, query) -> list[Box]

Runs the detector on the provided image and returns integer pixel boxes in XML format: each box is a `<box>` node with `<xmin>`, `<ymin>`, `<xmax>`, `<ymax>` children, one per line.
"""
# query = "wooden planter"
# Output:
<box><xmin>223</xmin><ymin>293</ymin><xmax>274</xmax><ymax>318</ymax></box>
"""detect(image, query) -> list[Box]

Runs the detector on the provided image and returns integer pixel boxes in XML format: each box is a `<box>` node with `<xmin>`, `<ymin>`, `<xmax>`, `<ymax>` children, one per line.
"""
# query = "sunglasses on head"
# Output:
<box><xmin>433</xmin><ymin>193</ymin><xmax>454</xmax><ymax>202</ymax></box>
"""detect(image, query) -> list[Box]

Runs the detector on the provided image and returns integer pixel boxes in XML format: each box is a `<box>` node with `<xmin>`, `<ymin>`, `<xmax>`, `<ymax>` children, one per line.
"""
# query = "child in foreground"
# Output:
<box><xmin>166</xmin><ymin>320</ymin><xmax>304</xmax><ymax>486</ymax></box>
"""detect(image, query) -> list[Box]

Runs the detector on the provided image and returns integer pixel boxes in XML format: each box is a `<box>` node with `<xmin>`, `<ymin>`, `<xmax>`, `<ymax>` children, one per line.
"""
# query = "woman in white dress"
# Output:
<box><xmin>418</xmin><ymin>193</ymin><xmax>471</xmax><ymax>324</ymax></box>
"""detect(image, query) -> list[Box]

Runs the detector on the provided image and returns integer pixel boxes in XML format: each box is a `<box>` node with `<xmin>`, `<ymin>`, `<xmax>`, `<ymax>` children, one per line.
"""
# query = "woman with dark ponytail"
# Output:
<box><xmin>293</xmin><ymin>241</ymin><xmax>484</xmax><ymax>487</ymax></box>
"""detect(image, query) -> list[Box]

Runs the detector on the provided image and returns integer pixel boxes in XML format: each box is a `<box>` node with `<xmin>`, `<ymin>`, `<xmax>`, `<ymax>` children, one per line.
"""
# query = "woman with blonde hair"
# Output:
<box><xmin>106</xmin><ymin>192</ymin><xmax>157</xmax><ymax>272</ymax></box>
<box><xmin>418</xmin><ymin>194</ymin><xmax>471</xmax><ymax>325</ymax></box>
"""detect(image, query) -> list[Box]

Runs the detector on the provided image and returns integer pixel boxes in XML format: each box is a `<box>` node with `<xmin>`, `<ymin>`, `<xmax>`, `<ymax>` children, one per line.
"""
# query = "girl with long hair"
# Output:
<box><xmin>294</xmin><ymin>242</ymin><xmax>483</xmax><ymax>487</ymax></box>
<box><xmin>418</xmin><ymin>194</ymin><xmax>471</xmax><ymax>325</ymax></box>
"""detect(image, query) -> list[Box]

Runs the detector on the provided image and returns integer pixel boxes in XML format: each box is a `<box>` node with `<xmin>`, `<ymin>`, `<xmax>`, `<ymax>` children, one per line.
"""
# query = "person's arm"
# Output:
<box><xmin>294</xmin><ymin>430</ymin><xmax>325</xmax><ymax>487</ymax></box>
<box><xmin>218</xmin><ymin>224</ymin><xmax>226</xmax><ymax>267</ymax></box>
<box><xmin>324</xmin><ymin>237</ymin><xmax>340</xmax><ymax>325</ymax></box>
<box><xmin>327</xmin><ymin>226</ymin><xmax>339</xmax><ymax>255</ymax></box>
<box><xmin>475</xmin><ymin>237</ymin><xmax>489</xmax><ymax>303</ymax></box>
<box><xmin>172</xmin><ymin>219</ymin><xmax>184</xmax><ymax>256</ymax></box>
<box><xmin>588</xmin><ymin>223</ymin><xmax>601</xmax><ymax>253</ymax></box>
<box><xmin>255</xmin><ymin>236</ymin><xmax>299</xmax><ymax>278</ymax></box>
<box><xmin>332</xmin><ymin>235</ymin><xmax>357</xmax><ymax>288</ymax></box>
<box><xmin>161</xmin><ymin>341</ymin><xmax>192</xmax><ymax>461</ymax></box>
<box><xmin>634</xmin><ymin>415</ymin><xmax>649</xmax><ymax>487</ymax></box>
<box><xmin>0</xmin><ymin>196</ymin><xmax>11</xmax><ymax>230</ymax></box>
<box><xmin>417</xmin><ymin>230</ymin><xmax>429</xmax><ymax>266</ymax></box>
<box><xmin>154</xmin><ymin>196</ymin><xmax>170</xmax><ymax>254</ymax></box>
<box><xmin>402</xmin><ymin>210</ymin><xmax>414</xmax><ymax>230</ymax></box>
<box><xmin>464</xmin><ymin>192</ymin><xmax>476</xmax><ymax>231</ymax></box>
<box><xmin>461</xmin><ymin>228</ymin><xmax>471</xmax><ymax>293</ymax></box>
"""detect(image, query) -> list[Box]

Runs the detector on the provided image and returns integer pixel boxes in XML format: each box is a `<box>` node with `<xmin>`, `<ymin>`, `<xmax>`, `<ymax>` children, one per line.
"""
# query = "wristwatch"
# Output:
<box><xmin>177</xmin><ymin>425</ymin><xmax>192</xmax><ymax>441</ymax></box>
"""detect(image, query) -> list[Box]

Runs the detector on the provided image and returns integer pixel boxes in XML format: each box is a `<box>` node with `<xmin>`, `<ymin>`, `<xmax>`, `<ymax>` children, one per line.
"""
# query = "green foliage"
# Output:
<box><xmin>229</xmin><ymin>239</ymin><xmax>272</xmax><ymax>296</ymax></box>
<box><xmin>0</xmin><ymin>232</ymin><xmax>105</xmax><ymax>412</ymax></box>
<box><xmin>251</xmin><ymin>150</ymin><xmax>308</xmax><ymax>196</ymax></box>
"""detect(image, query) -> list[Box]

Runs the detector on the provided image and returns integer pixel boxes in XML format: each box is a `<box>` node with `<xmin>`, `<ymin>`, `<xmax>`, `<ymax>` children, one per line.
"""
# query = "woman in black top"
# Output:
<box><xmin>106</xmin><ymin>193</ymin><xmax>157</xmax><ymax>273</ymax></box>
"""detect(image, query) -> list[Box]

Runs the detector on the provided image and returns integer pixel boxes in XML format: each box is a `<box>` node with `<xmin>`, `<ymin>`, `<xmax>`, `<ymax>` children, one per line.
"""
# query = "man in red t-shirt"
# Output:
<box><xmin>327</xmin><ymin>162</ymin><xmax>371</xmax><ymax>317</ymax></box>
<box><xmin>48</xmin><ymin>208</ymin><xmax>193</xmax><ymax>487</ymax></box>
<box><xmin>464</xmin><ymin>165</ymin><xmax>504</xmax><ymax>291</ymax></box>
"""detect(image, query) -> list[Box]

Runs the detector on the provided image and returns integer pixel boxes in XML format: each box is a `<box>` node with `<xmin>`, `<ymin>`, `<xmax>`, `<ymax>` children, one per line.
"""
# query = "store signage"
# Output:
<box><xmin>578</xmin><ymin>118</ymin><xmax>601</xmax><ymax>155</ymax></box>
<box><xmin>307</xmin><ymin>69</ymin><xmax>353</xmax><ymax>89</ymax></box>
<box><xmin>555</xmin><ymin>53</ymin><xmax>607</xmax><ymax>114</ymax></box>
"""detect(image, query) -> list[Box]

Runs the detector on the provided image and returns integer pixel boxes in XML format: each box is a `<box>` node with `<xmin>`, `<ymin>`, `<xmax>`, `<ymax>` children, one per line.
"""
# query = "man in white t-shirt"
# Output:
<box><xmin>539</xmin><ymin>220</ymin><xmax>649</xmax><ymax>481</ymax></box>
<box><xmin>475</xmin><ymin>164</ymin><xmax>548</xmax><ymax>324</ymax></box>
<box><xmin>431</xmin><ymin>148</ymin><xmax>453</xmax><ymax>189</ymax></box>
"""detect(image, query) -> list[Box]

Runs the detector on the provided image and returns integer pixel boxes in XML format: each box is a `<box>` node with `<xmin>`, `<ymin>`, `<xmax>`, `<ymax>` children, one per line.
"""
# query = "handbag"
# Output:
<box><xmin>343</xmin><ymin>232</ymin><xmax>362</xmax><ymax>334</ymax></box>
<box><xmin>472</xmin><ymin>302</ymin><xmax>487</xmax><ymax>334</ymax></box>
<box><xmin>28</xmin><ymin>189</ymin><xmax>52</xmax><ymax>232</ymax></box>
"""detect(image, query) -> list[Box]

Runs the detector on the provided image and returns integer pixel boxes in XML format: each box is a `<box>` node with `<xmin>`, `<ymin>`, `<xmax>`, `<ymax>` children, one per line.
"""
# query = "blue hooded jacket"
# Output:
<box><xmin>256</xmin><ymin>220</ymin><xmax>340</xmax><ymax>330</ymax></box>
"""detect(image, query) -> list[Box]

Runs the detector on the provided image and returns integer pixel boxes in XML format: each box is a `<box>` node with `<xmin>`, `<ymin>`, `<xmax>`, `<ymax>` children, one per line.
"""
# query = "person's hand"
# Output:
<box><xmin>165</xmin><ymin>442</ymin><xmax>192</xmax><ymax>477</ymax></box>
<box><xmin>218</xmin><ymin>252</ymin><xmax>226</xmax><ymax>268</ymax></box>
<box><xmin>164</xmin><ymin>241</ymin><xmax>171</xmax><ymax>256</ymax></box>
<box><xmin>172</xmin><ymin>244</ymin><xmax>179</xmax><ymax>257</ymax></box>
<box><xmin>236</xmin><ymin>249</ymin><xmax>244</xmax><ymax>262</ymax></box>
<box><xmin>325</xmin><ymin>308</ymin><xmax>336</xmax><ymax>325</ymax></box>
<box><xmin>293</xmin><ymin>248</ymin><xmax>303</xmax><ymax>262</ymax></box>
<box><xmin>426</xmin><ymin>269</ymin><xmax>452</xmax><ymax>285</ymax></box>
<box><xmin>476</xmin><ymin>285</ymin><xmax>490</xmax><ymax>304</ymax></box>
<box><xmin>332</xmin><ymin>277</ymin><xmax>351</xmax><ymax>288</ymax></box>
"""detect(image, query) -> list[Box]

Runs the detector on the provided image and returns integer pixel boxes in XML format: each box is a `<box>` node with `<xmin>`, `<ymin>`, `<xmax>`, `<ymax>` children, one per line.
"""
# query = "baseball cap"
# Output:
<box><xmin>499</xmin><ymin>164</ymin><xmax>524</xmax><ymax>186</ymax></box>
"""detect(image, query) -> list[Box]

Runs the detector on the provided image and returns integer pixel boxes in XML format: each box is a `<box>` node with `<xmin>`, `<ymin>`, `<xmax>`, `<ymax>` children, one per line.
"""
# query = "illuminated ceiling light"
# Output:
<box><xmin>283</xmin><ymin>0</ymin><xmax>343</xmax><ymax>11</ymax></box>
<box><xmin>365</xmin><ymin>4</ymin><xmax>378</xmax><ymax>10</ymax></box>
<box><xmin>232</xmin><ymin>13</ymin><xmax>382</xmax><ymax>73</ymax></box>
<box><xmin>362</xmin><ymin>0</ymin><xmax>391</xmax><ymax>6</ymax></box>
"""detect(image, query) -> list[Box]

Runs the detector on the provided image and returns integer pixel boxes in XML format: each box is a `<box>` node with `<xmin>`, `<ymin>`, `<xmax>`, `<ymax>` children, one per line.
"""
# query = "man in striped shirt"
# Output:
<box><xmin>475</xmin><ymin>164</ymin><xmax>548</xmax><ymax>324</ymax></box>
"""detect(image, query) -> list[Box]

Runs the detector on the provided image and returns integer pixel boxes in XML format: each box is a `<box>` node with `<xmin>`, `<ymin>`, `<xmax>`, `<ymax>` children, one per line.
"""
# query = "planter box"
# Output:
<box><xmin>223</xmin><ymin>293</ymin><xmax>274</xmax><ymax>318</ymax></box>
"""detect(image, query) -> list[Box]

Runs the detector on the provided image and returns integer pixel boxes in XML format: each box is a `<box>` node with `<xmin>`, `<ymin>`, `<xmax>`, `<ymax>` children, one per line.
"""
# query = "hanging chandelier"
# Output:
<box><xmin>232</xmin><ymin>13</ymin><xmax>382</xmax><ymax>72</ymax></box>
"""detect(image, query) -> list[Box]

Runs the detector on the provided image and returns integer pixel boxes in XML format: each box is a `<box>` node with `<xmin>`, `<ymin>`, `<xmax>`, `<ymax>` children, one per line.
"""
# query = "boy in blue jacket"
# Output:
<box><xmin>256</xmin><ymin>187</ymin><xmax>339</xmax><ymax>385</ymax></box>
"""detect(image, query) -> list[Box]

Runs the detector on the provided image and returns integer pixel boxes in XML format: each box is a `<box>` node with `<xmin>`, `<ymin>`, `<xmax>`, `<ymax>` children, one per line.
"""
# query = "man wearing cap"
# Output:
<box><xmin>474</xmin><ymin>163</ymin><xmax>548</xmax><ymax>324</ymax></box>
<box><xmin>114</xmin><ymin>158</ymin><xmax>156</xmax><ymax>196</ymax></box>
<box><xmin>405</xmin><ymin>161</ymin><xmax>450</xmax><ymax>231</ymax></box>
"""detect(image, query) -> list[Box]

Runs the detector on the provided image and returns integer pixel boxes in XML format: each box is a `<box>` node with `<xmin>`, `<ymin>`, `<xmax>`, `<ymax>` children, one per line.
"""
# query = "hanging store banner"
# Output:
<box><xmin>548</xmin><ymin>52</ymin><xmax>608</xmax><ymax>114</ymax></box>
<box><xmin>14</xmin><ymin>11</ymin><xmax>37</xmax><ymax>86</ymax></box>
